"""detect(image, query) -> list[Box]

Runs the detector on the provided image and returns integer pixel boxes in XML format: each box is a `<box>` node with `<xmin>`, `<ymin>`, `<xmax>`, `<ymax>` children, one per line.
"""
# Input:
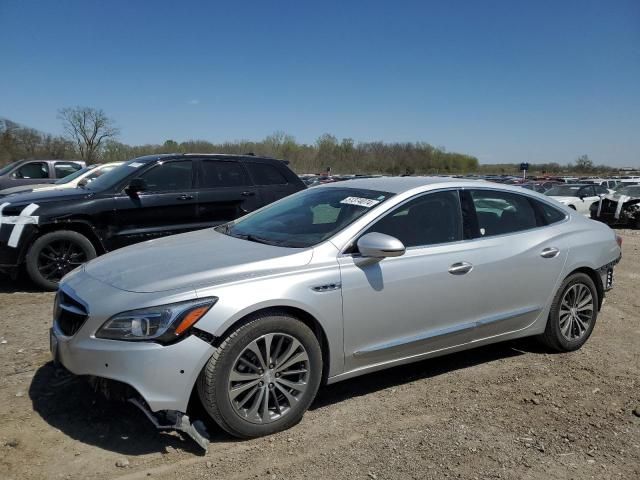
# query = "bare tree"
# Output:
<box><xmin>58</xmin><ymin>107</ymin><xmax>119</xmax><ymax>163</ymax></box>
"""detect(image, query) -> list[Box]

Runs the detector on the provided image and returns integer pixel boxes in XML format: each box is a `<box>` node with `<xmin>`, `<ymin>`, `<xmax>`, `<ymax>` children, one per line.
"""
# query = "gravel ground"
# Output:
<box><xmin>0</xmin><ymin>229</ymin><xmax>638</xmax><ymax>480</ymax></box>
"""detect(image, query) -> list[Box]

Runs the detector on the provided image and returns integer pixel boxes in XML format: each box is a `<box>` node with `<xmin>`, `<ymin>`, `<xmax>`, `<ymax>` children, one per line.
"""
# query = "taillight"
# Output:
<box><xmin>616</xmin><ymin>235</ymin><xmax>623</xmax><ymax>248</ymax></box>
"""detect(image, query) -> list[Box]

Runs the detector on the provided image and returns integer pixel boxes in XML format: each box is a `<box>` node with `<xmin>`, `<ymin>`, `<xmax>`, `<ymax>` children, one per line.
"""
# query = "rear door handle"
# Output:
<box><xmin>448</xmin><ymin>261</ymin><xmax>473</xmax><ymax>275</ymax></box>
<box><xmin>540</xmin><ymin>247</ymin><xmax>560</xmax><ymax>258</ymax></box>
<box><xmin>241</xmin><ymin>191</ymin><xmax>256</xmax><ymax>197</ymax></box>
<box><xmin>176</xmin><ymin>194</ymin><xmax>194</xmax><ymax>200</ymax></box>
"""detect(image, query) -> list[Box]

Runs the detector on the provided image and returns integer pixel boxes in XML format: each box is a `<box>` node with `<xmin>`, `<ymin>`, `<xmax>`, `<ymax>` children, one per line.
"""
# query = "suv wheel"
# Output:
<box><xmin>25</xmin><ymin>230</ymin><xmax>97</xmax><ymax>290</ymax></box>
<box><xmin>540</xmin><ymin>272</ymin><xmax>598</xmax><ymax>352</ymax></box>
<box><xmin>198</xmin><ymin>311</ymin><xmax>322</xmax><ymax>438</ymax></box>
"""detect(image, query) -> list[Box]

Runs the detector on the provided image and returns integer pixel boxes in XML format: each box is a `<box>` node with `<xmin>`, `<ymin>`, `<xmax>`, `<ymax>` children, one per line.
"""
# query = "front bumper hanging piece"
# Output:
<box><xmin>128</xmin><ymin>398</ymin><xmax>210</xmax><ymax>453</ymax></box>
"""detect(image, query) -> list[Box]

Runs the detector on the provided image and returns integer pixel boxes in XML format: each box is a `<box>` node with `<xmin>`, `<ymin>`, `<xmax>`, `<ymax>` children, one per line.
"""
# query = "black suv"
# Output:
<box><xmin>0</xmin><ymin>154</ymin><xmax>305</xmax><ymax>289</ymax></box>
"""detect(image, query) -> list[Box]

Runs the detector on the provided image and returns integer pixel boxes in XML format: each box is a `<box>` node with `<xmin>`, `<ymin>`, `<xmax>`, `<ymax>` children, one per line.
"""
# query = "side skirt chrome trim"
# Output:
<box><xmin>353</xmin><ymin>305</ymin><xmax>541</xmax><ymax>357</ymax></box>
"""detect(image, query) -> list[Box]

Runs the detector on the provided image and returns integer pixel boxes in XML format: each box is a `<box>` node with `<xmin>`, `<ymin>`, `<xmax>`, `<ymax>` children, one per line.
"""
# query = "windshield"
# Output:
<box><xmin>223</xmin><ymin>187</ymin><xmax>395</xmax><ymax>248</ymax></box>
<box><xmin>545</xmin><ymin>185</ymin><xmax>583</xmax><ymax>197</ymax></box>
<box><xmin>0</xmin><ymin>161</ymin><xmax>21</xmax><ymax>176</ymax></box>
<box><xmin>84</xmin><ymin>160</ymin><xmax>144</xmax><ymax>191</ymax></box>
<box><xmin>615</xmin><ymin>186</ymin><xmax>640</xmax><ymax>197</ymax></box>
<box><xmin>53</xmin><ymin>165</ymin><xmax>94</xmax><ymax>184</ymax></box>
<box><xmin>614</xmin><ymin>183</ymin><xmax>638</xmax><ymax>193</ymax></box>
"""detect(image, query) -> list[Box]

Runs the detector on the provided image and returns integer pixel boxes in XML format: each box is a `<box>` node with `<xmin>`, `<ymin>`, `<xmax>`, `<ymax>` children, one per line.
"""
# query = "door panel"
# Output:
<box><xmin>340</xmin><ymin>244</ymin><xmax>480</xmax><ymax>370</ymax></box>
<box><xmin>244</xmin><ymin>162</ymin><xmax>294</xmax><ymax>205</ymax></box>
<box><xmin>11</xmin><ymin>161</ymin><xmax>53</xmax><ymax>186</ymax></box>
<box><xmin>109</xmin><ymin>160</ymin><xmax>199</xmax><ymax>249</ymax></box>
<box><xmin>340</xmin><ymin>188</ymin><xmax>569</xmax><ymax>372</ymax></box>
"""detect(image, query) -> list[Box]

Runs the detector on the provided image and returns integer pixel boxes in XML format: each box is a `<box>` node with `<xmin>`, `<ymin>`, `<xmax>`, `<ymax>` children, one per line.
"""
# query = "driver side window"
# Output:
<box><xmin>13</xmin><ymin>162</ymin><xmax>49</xmax><ymax>179</ymax></box>
<box><xmin>362</xmin><ymin>190</ymin><xmax>463</xmax><ymax>248</ymax></box>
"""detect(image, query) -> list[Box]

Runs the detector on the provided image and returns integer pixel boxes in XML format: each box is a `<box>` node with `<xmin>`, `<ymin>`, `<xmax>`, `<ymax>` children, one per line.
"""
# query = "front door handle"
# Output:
<box><xmin>176</xmin><ymin>194</ymin><xmax>194</xmax><ymax>201</ymax></box>
<box><xmin>240</xmin><ymin>191</ymin><xmax>256</xmax><ymax>197</ymax></box>
<box><xmin>448</xmin><ymin>261</ymin><xmax>473</xmax><ymax>275</ymax></box>
<box><xmin>540</xmin><ymin>247</ymin><xmax>560</xmax><ymax>258</ymax></box>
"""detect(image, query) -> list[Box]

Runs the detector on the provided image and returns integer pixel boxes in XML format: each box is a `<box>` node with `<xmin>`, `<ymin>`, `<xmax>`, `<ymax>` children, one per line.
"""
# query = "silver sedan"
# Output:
<box><xmin>51</xmin><ymin>177</ymin><xmax>621</xmax><ymax>442</ymax></box>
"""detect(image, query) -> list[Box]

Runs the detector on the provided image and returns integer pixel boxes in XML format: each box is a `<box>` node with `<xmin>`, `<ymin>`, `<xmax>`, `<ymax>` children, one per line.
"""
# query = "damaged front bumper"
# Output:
<box><xmin>50</xmin><ymin>320</ymin><xmax>216</xmax><ymax>451</ymax></box>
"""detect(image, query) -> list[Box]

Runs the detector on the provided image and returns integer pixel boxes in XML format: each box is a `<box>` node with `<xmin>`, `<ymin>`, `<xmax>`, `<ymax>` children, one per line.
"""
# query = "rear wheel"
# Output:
<box><xmin>540</xmin><ymin>272</ymin><xmax>598</xmax><ymax>352</ymax></box>
<box><xmin>197</xmin><ymin>311</ymin><xmax>322</xmax><ymax>438</ymax></box>
<box><xmin>25</xmin><ymin>230</ymin><xmax>96</xmax><ymax>290</ymax></box>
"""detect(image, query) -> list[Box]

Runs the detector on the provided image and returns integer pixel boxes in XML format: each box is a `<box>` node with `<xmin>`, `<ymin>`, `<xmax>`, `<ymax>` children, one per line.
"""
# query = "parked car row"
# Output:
<box><xmin>0</xmin><ymin>154</ymin><xmax>624</xmax><ymax>447</ymax></box>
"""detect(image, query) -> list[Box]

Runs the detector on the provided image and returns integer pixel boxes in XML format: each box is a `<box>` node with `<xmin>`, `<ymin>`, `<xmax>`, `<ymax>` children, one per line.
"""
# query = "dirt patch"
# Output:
<box><xmin>0</xmin><ymin>230</ymin><xmax>638</xmax><ymax>479</ymax></box>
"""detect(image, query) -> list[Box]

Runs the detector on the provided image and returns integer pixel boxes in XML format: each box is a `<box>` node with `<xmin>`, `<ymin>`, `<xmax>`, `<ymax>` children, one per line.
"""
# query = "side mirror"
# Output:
<box><xmin>125</xmin><ymin>178</ymin><xmax>148</xmax><ymax>196</ymax></box>
<box><xmin>77</xmin><ymin>178</ymin><xmax>88</xmax><ymax>187</ymax></box>
<box><xmin>357</xmin><ymin>232</ymin><xmax>406</xmax><ymax>258</ymax></box>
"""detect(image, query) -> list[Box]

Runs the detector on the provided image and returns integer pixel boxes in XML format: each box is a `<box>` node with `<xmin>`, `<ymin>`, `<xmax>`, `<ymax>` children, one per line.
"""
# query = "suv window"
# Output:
<box><xmin>138</xmin><ymin>161</ymin><xmax>193</xmax><ymax>192</ymax></box>
<box><xmin>13</xmin><ymin>162</ymin><xmax>49</xmax><ymax>179</ymax></box>
<box><xmin>201</xmin><ymin>160</ymin><xmax>250</xmax><ymax>187</ymax></box>
<box><xmin>469</xmin><ymin>190</ymin><xmax>537</xmax><ymax>237</ymax></box>
<box><xmin>363</xmin><ymin>190</ymin><xmax>462</xmax><ymax>247</ymax></box>
<box><xmin>54</xmin><ymin>162</ymin><xmax>82</xmax><ymax>178</ymax></box>
<box><xmin>247</xmin><ymin>163</ymin><xmax>287</xmax><ymax>185</ymax></box>
<box><xmin>595</xmin><ymin>185</ymin><xmax>608</xmax><ymax>195</ymax></box>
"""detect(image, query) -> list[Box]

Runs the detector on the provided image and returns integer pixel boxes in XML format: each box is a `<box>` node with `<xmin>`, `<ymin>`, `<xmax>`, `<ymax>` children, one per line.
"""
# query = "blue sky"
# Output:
<box><xmin>1</xmin><ymin>0</ymin><xmax>638</xmax><ymax>166</ymax></box>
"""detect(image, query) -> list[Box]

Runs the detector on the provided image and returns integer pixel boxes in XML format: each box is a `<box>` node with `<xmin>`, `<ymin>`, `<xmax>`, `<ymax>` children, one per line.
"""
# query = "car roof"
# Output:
<box><xmin>127</xmin><ymin>153</ymin><xmax>287</xmax><ymax>165</ymax></box>
<box><xmin>319</xmin><ymin>176</ymin><xmax>468</xmax><ymax>194</ymax></box>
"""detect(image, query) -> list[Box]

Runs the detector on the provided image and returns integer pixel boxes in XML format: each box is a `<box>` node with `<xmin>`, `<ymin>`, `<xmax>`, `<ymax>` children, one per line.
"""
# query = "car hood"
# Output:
<box><xmin>83</xmin><ymin>228</ymin><xmax>314</xmax><ymax>293</ymax></box>
<box><xmin>0</xmin><ymin>184</ymin><xmax>50</xmax><ymax>195</ymax></box>
<box><xmin>0</xmin><ymin>187</ymin><xmax>92</xmax><ymax>207</ymax></box>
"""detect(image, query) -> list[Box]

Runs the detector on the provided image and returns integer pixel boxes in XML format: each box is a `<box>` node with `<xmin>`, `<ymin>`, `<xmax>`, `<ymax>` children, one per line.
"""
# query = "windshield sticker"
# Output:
<box><xmin>128</xmin><ymin>162</ymin><xmax>144</xmax><ymax>168</ymax></box>
<box><xmin>340</xmin><ymin>197</ymin><xmax>381</xmax><ymax>208</ymax></box>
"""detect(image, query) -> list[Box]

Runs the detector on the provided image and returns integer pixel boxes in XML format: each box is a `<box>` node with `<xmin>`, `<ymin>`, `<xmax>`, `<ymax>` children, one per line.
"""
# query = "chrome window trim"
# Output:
<box><xmin>337</xmin><ymin>185</ymin><xmax>569</xmax><ymax>257</ymax></box>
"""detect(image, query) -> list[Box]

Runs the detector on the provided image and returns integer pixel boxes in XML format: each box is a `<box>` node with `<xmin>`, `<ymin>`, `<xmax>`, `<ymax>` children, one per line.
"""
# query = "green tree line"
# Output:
<box><xmin>0</xmin><ymin>111</ymin><xmax>618</xmax><ymax>175</ymax></box>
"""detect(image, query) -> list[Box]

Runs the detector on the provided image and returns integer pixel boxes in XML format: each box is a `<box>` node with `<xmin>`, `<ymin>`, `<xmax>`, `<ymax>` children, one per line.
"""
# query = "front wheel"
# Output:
<box><xmin>540</xmin><ymin>272</ymin><xmax>598</xmax><ymax>352</ymax></box>
<box><xmin>198</xmin><ymin>311</ymin><xmax>323</xmax><ymax>438</ymax></box>
<box><xmin>25</xmin><ymin>230</ymin><xmax>97</xmax><ymax>290</ymax></box>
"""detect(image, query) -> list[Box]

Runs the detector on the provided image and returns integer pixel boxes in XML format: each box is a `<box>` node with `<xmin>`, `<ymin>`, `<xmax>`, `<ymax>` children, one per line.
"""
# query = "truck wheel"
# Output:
<box><xmin>25</xmin><ymin>230</ymin><xmax>97</xmax><ymax>290</ymax></box>
<box><xmin>198</xmin><ymin>310</ymin><xmax>322</xmax><ymax>438</ymax></box>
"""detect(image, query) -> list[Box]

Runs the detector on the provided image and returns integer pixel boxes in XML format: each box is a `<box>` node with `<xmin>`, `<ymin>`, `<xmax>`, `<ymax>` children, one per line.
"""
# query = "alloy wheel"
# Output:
<box><xmin>559</xmin><ymin>283</ymin><xmax>594</xmax><ymax>341</ymax></box>
<box><xmin>36</xmin><ymin>240</ymin><xmax>87</xmax><ymax>282</ymax></box>
<box><xmin>228</xmin><ymin>333</ymin><xmax>310</xmax><ymax>425</ymax></box>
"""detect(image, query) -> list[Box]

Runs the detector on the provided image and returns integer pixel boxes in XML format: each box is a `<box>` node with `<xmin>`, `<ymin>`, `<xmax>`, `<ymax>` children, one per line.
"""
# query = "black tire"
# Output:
<box><xmin>197</xmin><ymin>310</ymin><xmax>322</xmax><ymax>438</ymax></box>
<box><xmin>25</xmin><ymin>230</ymin><xmax>97</xmax><ymax>291</ymax></box>
<box><xmin>540</xmin><ymin>272</ymin><xmax>599</xmax><ymax>352</ymax></box>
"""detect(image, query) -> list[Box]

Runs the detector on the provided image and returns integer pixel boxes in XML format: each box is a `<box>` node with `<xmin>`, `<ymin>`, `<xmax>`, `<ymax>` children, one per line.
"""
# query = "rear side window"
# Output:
<box><xmin>247</xmin><ymin>163</ymin><xmax>288</xmax><ymax>185</ymax></box>
<box><xmin>139</xmin><ymin>161</ymin><xmax>193</xmax><ymax>192</ymax></box>
<box><xmin>364</xmin><ymin>190</ymin><xmax>463</xmax><ymax>247</ymax></box>
<box><xmin>201</xmin><ymin>160</ymin><xmax>250</xmax><ymax>187</ymax></box>
<box><xmin>54</xmin><ymin>162</ymin><xmax>82</xmax><ymax>178</ymax></box>
<box><xmin>469</xmin><ymin>190</ymin><xmax>537</xmax><ymax>237</ymax></box>
<box><xmin>530</xmin><ymin>199</ymin><xmax>567</xmax><ymax>225</ymax></box>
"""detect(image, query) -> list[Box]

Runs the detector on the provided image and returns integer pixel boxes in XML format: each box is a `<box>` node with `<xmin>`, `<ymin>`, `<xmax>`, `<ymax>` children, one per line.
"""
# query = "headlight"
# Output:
<box><xmin>95</xmin><ymin>297</ymin><xmax>217</xmax><ymax>343</ymax></box>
